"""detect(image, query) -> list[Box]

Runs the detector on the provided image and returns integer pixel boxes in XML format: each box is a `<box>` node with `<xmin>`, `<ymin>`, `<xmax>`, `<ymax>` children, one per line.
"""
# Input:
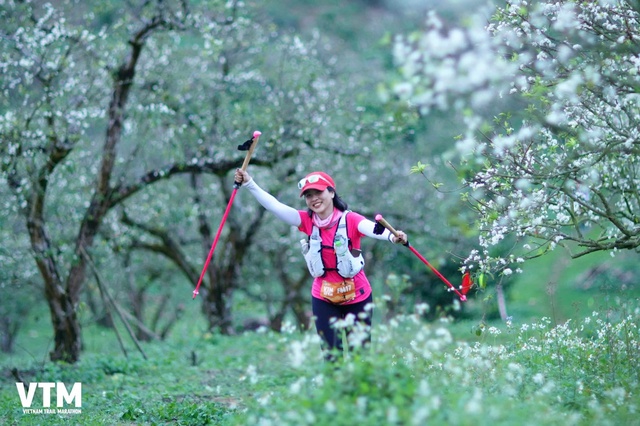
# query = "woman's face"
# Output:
<box><xmin>303</xmin><ymin>189</ymin><xmax>334</xmax><ymax>218</ymax></box>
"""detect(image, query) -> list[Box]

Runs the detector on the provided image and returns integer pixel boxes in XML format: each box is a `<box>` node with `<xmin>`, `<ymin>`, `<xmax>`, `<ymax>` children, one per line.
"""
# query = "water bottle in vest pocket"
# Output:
<box><xmin>304</xmin><ymin>232</ymin><xmax>325</xmax><ymax>277</ymax></box>
<box><xmin>334</xmin><ymin>221</ymin><xmax>364</xmax><ymax>278</ymax></box>
<box><xmin>336</xmin><ymin>248</ymin><xmax>365</xmax><ymax>277</ymax></box>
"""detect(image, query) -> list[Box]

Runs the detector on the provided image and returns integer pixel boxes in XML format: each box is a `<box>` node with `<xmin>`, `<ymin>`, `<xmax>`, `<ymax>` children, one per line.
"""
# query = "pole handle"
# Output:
<box><xmin>241</xmin><ymin>131</ymin><xmax>261</xmax><ymax>171</ymax></box>
<box><xmin>234</xmin><ymin>131</ymin><xmax>261</xmax><ymax>188</ymax></box>
<box><xmin>375</xmin><ymin>214</ymin><xmax>400</xmax><ymax>237</ymax></box>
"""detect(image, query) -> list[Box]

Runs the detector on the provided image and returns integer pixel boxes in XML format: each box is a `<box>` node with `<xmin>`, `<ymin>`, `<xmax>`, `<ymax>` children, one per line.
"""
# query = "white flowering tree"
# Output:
<box><xmin>393</xmin><ymin>0</ymin><xmax>640</xmax><ymax>280</ymax></box>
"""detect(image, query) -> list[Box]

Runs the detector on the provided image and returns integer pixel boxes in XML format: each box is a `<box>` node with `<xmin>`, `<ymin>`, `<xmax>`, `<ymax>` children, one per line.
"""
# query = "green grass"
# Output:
<box><xmin>1</xmin><ymin>323</ymin><xmax>296</xmax><ymax>425</ymax></box>
<box><xmin>508</xmin><ymin>249</ymin><xmax>638</xmax><ymax>322</ymax></box>
<box><xmin>2</xmin><ymin>249</ymin><xmax>640</xmax><ymax>425</ymax></box>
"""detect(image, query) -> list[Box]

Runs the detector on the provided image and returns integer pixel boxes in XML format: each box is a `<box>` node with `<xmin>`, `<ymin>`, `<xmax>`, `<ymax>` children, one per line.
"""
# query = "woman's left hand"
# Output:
<box><xmin>392</xmin><ymin>231</ymin><xmax>408</xmax><ymax>245</ymax></box>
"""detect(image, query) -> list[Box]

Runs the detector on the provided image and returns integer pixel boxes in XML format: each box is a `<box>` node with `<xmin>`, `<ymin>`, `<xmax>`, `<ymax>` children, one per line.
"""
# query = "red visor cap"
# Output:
<box><xmin>298</xmin><ymin>172</ymin><xmax>336</xmax><ymax>197</ymax></box>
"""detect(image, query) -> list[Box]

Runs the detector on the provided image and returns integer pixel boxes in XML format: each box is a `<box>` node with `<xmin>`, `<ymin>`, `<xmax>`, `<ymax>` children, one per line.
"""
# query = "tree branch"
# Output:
<box><xmin>121</xmin><ymin>212</ymin><xmax>200</xmax><ymax>284</ymax></box>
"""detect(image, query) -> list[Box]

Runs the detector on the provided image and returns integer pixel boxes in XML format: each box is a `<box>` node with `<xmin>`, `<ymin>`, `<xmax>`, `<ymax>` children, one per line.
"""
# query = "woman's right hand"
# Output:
<box><xmin>234</xmin><ymin>168</ymin><xmax>252</xmax><ymax>185</ymax></box>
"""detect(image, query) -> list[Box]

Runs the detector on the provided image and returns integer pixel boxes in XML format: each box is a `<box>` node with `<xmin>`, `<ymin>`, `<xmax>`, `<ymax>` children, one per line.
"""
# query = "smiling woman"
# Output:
<box><xmin>234</xmin><ymin>168</ymin><xmax>407</xmax><ymax>361</ymax></box>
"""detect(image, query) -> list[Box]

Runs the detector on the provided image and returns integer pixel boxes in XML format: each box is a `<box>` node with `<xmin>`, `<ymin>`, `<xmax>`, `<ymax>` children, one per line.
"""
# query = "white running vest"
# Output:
<box><xmin>301</xmin><ymin>211</ymin><xmax>365</xmax><ymax>278</ymax></box>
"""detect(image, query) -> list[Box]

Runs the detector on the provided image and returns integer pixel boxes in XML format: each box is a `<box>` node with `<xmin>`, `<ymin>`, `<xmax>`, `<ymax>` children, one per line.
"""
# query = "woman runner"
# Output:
<box><xmin>234</xmin><ymin>169</ymin><xmax>407</xmax><ymax>360</ymax></box>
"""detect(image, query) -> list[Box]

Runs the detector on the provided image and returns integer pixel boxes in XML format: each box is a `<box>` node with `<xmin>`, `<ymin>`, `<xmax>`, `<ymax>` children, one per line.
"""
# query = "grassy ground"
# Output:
<box><xmin>508</xmin><ymin>249</ymin><xmax>638</xmax><ymax>322</ymax></box>
<box><xmin>2</xmin><ymin>249</ymin><xmax>639</xmax><ymax>425</ymax></box>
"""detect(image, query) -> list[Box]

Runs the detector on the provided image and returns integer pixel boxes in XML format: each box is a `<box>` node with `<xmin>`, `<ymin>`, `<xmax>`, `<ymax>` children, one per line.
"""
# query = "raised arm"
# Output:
<box><xmin>235</xmin><ymin>169</ymin><xmax>301</xmax><ymax>227</ymax></box>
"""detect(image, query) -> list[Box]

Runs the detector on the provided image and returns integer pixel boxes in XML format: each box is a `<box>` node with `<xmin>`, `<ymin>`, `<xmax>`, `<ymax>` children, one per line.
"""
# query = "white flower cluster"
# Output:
<box><xmin>251</xmin><ymin>303</ymin><xmax>638</xmax><ymax>425</ymax></box>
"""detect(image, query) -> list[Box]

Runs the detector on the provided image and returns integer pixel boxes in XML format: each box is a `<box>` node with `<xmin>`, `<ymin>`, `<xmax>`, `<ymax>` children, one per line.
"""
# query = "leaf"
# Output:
<box><xmin>410</xmin><ymin>161</ymin><xmax>427</xmax><ymax>174</ymax></box>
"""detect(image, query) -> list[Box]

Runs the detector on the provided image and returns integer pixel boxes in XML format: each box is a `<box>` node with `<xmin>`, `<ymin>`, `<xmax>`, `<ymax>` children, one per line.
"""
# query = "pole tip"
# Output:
<box><xmin>192</xmin><ymin>289</ymin><xmax>199</xmax><ymax>299</ymax></box>
<box><xmin>375</xmin><ymin>214</ymin><xmax>382</xmax><ymax>221</ymax></box>
<box><xmin>460</xmin><ymin>295</ymin><xmax>467</xmax><ymax>302</ymax></box>
<box><xmin>253</xmin><ymin>130</ymin><xmax>262</xmax><ymax>137</ymax></box>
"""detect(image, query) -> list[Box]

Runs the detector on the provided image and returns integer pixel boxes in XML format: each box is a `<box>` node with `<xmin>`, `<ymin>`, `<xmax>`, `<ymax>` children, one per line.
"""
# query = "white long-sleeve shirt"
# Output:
<box><xmin>242</xmin><ymin>178</ymin><xmax>393</xmax><ymax>241</ymax></box>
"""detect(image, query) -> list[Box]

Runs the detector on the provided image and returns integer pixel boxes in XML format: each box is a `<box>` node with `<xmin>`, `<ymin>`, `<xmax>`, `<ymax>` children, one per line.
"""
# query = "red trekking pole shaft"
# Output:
<box><xmin>193</xmin><ymin>131</ymin><xmax>261</xmax><ymax>299</ymax></box>
<box><xmin>375</xmin><ymin>214</ymin><xmax>467</xmax><ymax>302</ymax></box>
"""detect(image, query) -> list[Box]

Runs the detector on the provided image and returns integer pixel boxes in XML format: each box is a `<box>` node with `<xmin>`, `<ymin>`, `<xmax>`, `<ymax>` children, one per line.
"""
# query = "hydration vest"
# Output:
<box><xmin>301</xmin><ymin>211</ymin><xmax>365</xmax><ymax>278</ymax></box>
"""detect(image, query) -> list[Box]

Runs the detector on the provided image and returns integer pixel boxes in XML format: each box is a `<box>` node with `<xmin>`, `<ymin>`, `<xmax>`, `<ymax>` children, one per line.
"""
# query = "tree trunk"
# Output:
<box><xmin>36</xmin><ymin>26</ymin><xmax>148</xmax><ymax>363</ymax></box>
<box><xmin>269</xmin><ymin>252</ymin><xmax>310</xmax><ymax>332</ymax></box>
<box><xmin>27</xmin><ymin>209</ymin><xmax>84</xmax><ymax>362</ymax></box>
<box><xmin>0</xmin><ymin>318</ymin><xmax>18</xmax><ymax>353</ymax></box>
<box><xmin>47</xmin><ymin>294</ymin><xmax>82</xmax><ymax>363</ymax></box>
<box><xmin>202</xmin><ymin>265</ymin><xmax>236</xmax><ymax>334</ymax></box>
<box><xmin>496</xmin><ymin>283</ymin><xmax>508</xmax><ymax>322</ymax></box>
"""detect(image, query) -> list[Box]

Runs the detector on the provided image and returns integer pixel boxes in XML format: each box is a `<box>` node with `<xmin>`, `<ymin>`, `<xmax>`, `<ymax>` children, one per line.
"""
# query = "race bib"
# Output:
<box><xmin>321</xmin><ymin>279</ymin><xmax>356</xmax><ymax>304</ymax></box>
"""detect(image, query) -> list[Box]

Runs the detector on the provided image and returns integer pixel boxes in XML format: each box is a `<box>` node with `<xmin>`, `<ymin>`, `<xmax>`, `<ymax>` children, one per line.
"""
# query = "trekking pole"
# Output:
<box><xmin>374</xmin><ymin>214</ymin><xmax>469</xmax><ymax>302</ymax></box>
<box><xmin>192</xmin><ymin>131</ymin><xmax>262</xmax><ymax>299</ymax></box>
